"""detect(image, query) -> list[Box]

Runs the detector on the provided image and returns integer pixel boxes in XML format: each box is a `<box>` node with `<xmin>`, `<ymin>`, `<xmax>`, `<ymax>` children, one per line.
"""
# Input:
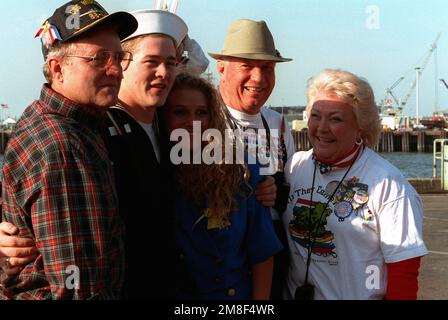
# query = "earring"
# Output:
<box><xmin>355</xmin><ymin>137</ymin><xmax>364</xmax><ymax>146</ymax></box>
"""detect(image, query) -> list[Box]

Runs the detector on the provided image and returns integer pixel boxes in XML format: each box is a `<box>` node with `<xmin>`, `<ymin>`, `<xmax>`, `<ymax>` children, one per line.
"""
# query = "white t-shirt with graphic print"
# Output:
<box><xmin>226</xmin><ymin>106</ymin><xmax>296</xmax><ymax>220</ymax></box>
<box><xmin>283</xmin><ymin>147</ymin><xmax>428</xmax><ymax>300</ymax></box>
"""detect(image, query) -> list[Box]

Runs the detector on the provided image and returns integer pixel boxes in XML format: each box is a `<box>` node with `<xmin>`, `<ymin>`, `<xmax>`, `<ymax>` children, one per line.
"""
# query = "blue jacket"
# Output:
<box><xmin>175</xmin><ymin>163</ymin><xmax>283</xmax><ymax>300</ymax></box>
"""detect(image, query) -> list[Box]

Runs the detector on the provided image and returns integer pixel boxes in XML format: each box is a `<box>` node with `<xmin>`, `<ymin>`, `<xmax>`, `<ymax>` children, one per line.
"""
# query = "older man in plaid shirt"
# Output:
<box><xmin>0</xmin><ymin>1</ymin><xmax>137</xmax><ymax>299</ymax></box>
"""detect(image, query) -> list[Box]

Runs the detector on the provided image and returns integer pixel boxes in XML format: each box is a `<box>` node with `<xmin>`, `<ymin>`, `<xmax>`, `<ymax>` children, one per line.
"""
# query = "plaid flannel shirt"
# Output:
<box><xmin>0</xmin><ymin>85</ymin><xmax>125</xmax><ymax>299</ymax></box>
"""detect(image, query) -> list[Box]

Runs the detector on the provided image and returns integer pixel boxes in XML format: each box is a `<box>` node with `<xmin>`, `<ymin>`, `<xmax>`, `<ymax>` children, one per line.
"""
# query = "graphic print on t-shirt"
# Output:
<box><xmin>239</xmin><ymin>125</ymin><xmax>285</xmax><ymax>173</ymax></box>
<box><xmin>288</xmin><ymin>176</ymin><xmax>372</xmax><ymax>259</ymax></box>
<box><xmin>289</xmin><ymin>198</ymin><xmax>337</xmax><ymax>258</ymax></box>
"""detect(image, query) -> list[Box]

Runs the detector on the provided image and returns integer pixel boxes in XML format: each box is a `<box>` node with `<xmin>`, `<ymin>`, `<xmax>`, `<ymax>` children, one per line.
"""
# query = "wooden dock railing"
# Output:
<box><xmin>291</xmin><ymin>129</ymin><xmax>448</xmax><ymax>153</ymax></box>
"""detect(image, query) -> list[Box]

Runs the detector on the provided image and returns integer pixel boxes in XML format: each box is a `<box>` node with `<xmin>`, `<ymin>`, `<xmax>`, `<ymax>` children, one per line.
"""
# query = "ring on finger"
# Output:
<box><xmin>4</xmin><ymin>258</ymin><xmax>12</xmax><ymax>269</ymax></box>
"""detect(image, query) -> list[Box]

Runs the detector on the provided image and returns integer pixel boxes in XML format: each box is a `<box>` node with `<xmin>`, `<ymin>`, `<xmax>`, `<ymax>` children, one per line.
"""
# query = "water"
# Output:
<box><xmin>0</xmin><ymin>153</ymin><xmax>439</xmax><ymax>179</ymax></box>
<box><xmin>380</xmin><ymin>152</ymin><xmax>438</xmax><ymax>179</ymax></box>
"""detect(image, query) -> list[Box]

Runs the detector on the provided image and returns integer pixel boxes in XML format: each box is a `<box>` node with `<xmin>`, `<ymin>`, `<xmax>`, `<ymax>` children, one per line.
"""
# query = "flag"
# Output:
<box><xmin>35</xmin><ymin>21</ymin><xmax>62</xmax><ymax>48</ymax></box>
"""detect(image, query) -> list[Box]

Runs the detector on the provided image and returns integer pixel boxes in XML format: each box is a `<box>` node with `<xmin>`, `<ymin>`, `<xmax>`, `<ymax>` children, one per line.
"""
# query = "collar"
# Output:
<box><xmin>225</xmin><ymin>106</ymin><xmax>264</xmax><ymax>128</ymax></box>
<box><xmin>40</xmin><ymin>84</ymin><xmax>105</xmax><ymax>129</ymax></box>
<box><xmin>313</xmin><ymin>144</ymin><xmax>363</xmax><ymax>174</ymax></box>
<box><xmin>110</xmin><ymin>103</ymin><xmax>135</xmax><ymax>120</ymax></box>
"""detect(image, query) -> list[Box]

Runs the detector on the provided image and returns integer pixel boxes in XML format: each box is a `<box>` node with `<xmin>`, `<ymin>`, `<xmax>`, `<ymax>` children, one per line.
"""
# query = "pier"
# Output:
<box><xmin>291</xmin><ymin>129</ymin><xmax>448</xmax><ymax>152</ymax></box>
<box><xmin>418</xmin><ymin>194</ymin><xmax>448</xmax><ymax>299</ymax></box>
<box><xmin>1</xmin><ymin>127</ymin><xmax>448</xmax><ymax>154</ymax></box>
<box><xmin>0</xmin><ymin>130</ymin><xmax>446</xmax><ymax>299</ymax></box>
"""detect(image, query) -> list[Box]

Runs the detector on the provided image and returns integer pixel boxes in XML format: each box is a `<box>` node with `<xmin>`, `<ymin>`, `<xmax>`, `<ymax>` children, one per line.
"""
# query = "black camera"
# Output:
<box><xmin>295</xmin><ymin>283</ymin><xmax>315</xmax><ymax>300</ymax></box>
<box><xmin>273</xmin><ymin>171</ymin><xmax>290</xmax><ymax>215</ymax></box>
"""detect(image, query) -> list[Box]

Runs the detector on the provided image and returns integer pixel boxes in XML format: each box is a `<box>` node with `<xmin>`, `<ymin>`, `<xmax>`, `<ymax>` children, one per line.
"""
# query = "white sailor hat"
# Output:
<box><xmin>123</xmin><ymin>9</ymin><xmax>188</xmax><ymax>47</ymax></box>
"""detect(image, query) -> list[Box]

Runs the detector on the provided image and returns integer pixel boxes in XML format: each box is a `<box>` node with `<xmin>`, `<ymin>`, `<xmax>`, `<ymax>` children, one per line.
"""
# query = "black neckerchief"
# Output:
<box><xmin>107</xmin><ymin>103</ymin><xmax>160</xmax><ymax>139</ymax></box>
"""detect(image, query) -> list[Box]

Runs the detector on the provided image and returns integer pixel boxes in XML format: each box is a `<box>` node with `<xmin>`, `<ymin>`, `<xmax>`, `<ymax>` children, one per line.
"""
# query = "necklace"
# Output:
<box><xmin>313</xmin><ymin>145</ymin><xmax>362</xmax><ymax>174</ymax></box>
<box><xmin>294</xmin><ymin>154</ymin><xmax>357</xmax><ymax>300</ymax></box>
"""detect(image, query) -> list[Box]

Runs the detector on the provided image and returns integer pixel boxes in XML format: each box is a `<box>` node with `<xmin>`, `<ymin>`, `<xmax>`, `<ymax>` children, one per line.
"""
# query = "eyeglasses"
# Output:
<box><xmin>66</xmin><ymin>50</ymin><xmax>133</xmax><ymax>71</ymax></box>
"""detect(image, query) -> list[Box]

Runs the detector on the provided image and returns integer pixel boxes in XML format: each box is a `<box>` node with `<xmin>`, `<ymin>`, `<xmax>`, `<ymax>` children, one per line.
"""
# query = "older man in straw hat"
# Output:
<box><xmin>209</xmin><ymin>18</ymin><xmax>295</xmax><ymax>300</ymax></box>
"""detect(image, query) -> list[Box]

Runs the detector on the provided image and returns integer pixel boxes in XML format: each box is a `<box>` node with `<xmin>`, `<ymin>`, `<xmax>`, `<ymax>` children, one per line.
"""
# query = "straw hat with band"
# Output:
<box><xmin>208</xmin><ymin>19</ymin><xmax>292</xmax><ymax>63</ymax></box>
<box><xmin>36</xmin><ymin>0</ymin><xmax>138</xmax><ymax>60</ymax></box>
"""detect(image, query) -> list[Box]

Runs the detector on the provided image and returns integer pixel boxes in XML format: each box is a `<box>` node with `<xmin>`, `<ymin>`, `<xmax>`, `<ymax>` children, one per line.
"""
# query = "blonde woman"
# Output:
<box><xmin>283</xmin><ymin>69</ymin><xmax>428</xmax><ymax>300</ymax></box>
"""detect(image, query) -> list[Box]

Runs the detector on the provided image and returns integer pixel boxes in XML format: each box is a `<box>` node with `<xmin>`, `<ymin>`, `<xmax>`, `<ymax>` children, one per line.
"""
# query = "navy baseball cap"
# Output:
<box><xmin>36</xmin><ymin>0</ymin><xmax>138</xmax><ymax>59</ymax></box>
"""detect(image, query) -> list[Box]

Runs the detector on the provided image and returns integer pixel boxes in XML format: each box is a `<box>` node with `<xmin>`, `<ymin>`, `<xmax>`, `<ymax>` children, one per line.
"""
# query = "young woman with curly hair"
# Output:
<box><xmin>161</xmin><ymin>73</ymin><xmax>282</xmax><ymax>300</ymax></box>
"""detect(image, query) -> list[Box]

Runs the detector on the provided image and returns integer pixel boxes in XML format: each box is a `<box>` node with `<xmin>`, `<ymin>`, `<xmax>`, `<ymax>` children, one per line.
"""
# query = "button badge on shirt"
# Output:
<box><xmin>334</xmin><ymin>200</ymin><xmax>353</xmax><ymax>222</ymax></box>
<box><xmin>354</xmin><ymin>190</ymin><xmax>369</xmax><ymax>205</ymax></box>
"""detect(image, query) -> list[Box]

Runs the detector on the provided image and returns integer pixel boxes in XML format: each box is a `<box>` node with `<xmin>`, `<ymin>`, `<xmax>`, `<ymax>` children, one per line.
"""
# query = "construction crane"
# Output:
<box><xmin>399</xmin><ymin>32</ymin><xmax>442</xmax><ymax>112</ymax></box>
<box><xmin>380</xmin><ymin>76</ymin><xmax>404</xmax><ymax>111</ymax></box>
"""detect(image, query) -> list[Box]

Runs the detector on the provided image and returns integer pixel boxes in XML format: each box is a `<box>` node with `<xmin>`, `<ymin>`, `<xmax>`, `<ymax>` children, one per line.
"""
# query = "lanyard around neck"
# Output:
<box><xmin>302</xmin><ymin>157</ymin><xmax>356</xmax><ymax>285</ymax></box>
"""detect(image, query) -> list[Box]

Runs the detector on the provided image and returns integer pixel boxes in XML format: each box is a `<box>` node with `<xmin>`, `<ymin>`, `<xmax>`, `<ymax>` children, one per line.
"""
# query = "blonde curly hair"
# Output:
<box><xmin>166</xmin><ymin>73</ymin><xmax>250</xmax><ymax>227</ymax></box>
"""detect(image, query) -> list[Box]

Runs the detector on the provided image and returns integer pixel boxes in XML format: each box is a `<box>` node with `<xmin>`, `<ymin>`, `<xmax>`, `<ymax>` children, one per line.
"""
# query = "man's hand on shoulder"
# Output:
<box><xmin>0</xmin><ymin>221</ymin><xmax>37</xmax><ymax>276</ymax></box>
<box><xmin>255</xmin><ymin>176</ymin><xmax>277</xmax><ymax>208</ymax></box>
